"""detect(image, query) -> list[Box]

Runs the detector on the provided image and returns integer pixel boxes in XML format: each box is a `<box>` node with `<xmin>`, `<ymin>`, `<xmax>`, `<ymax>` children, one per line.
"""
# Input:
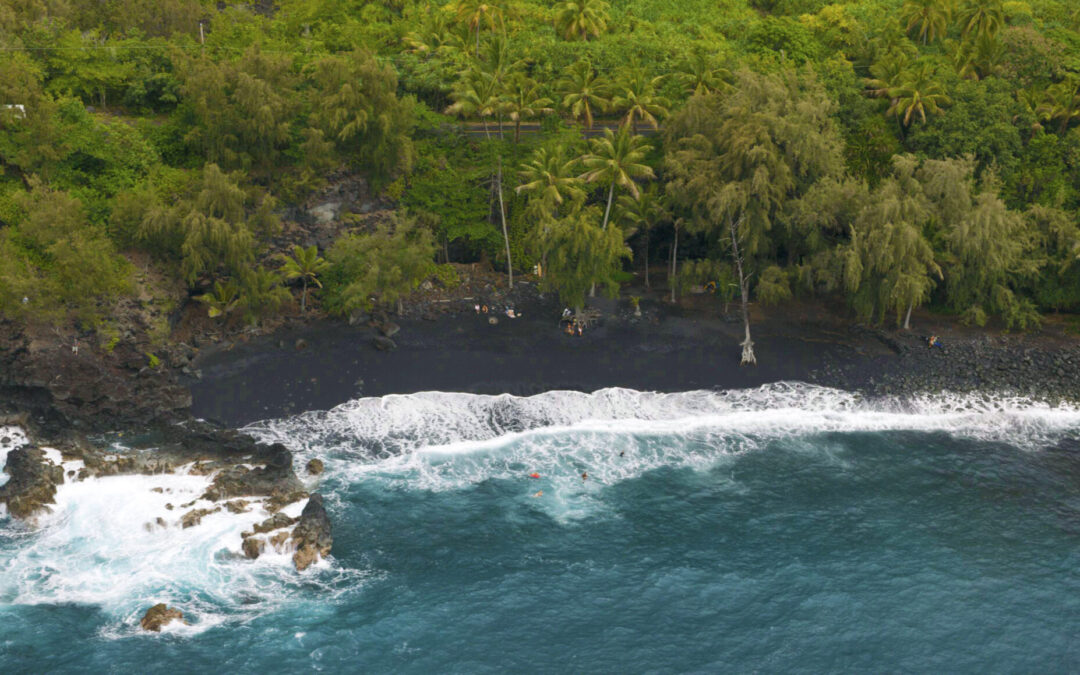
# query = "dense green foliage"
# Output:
<box><xmin>1</xmin><ymin>0</ymin><xmax>1079</xmax><ymax>331</ymax></box>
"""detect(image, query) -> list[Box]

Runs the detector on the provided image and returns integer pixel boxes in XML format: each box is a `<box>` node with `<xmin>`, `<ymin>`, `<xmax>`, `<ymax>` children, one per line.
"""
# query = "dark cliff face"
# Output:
<box><xmin>0</xmin><ymin>320</ymin><xmax>191</xmax><ymax>436</ymax></box>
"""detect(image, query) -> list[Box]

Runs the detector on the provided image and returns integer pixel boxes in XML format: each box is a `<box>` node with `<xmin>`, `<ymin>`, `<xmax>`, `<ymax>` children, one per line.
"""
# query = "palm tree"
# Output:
<box><xmin>958</xmin><ymin>0</ymin><xmax>1005</xmax><ymax>41</ymax></box>
<box><xmin>616</xmin><ymin>183</ymin><xmax>669</xmax><ymax>289</ymax></box>
<box><xmin>446</xmin><ymin>65</ymin><xmax>501</xmax><ymax>137</ymax></box>
<box><xmin>1038</xmin><ymin>76</ymin><xmax>1080</xmax><ymax>134</ymax></box>
<box><xmin>1014</xmin><ymin>86</ymin><xmax>1044</xmax><ymax>133</ymax></box>
<box><xmin>516</xmin><ymin>144</ymin><xmax>585</xmax><ymax>273</ymax></box>
<box><xmin>579</xmin><ymin>125</ymin><xmax>655</xmax><ymax>233</ymax></box>
<box><xmin>516</xmin><ymin>145</ymin><xmax>586</xmax><ymax>213</ymax></box>
<box><xmin>452</xmin><ymin>0</ymin><xmax>503</xmax><ymax>57</ymax></box>
<box><xmin>279</xmin><ymin>244</ymin><xmax>328</xmax><ymax>313</ymax></box>
<box><xmin>556</xmin><ymin>60</ymin><xmax>610</xmax><ymax>130</ymax></box>
<box><xmin>900</xmin><ymin>0</ymin><xmax>953</xmax><ymax>45</ymax></box>
<box><xmin>501</xmin><ymin>73</ymin><xmax>554</xmax><ymax>143</ymax></box>
<box><xmin>954</xmin><ymin>33</ymin><xmax>1004</xmax><ymax>80</ymax></box>
<box><xmin>887</xmin><ymin>62</ymin><xmax>951</xmax><ymax>127</ymax></box>
<box><xmin>195</xmin><ymin>280</ymin><xmax>240</xmax><ymax>320</ymax></box>
<box><xmin>446</xmin><ymin>65</ymin><xmax>515</xmax><ymax>287</ymax></box>
<box><xmin>865</xmin><ymin>52</ymin><xmax>911</xmax><ymax>102</ymax></box>
<box><xmin>611</xmin><ymin>66</ymin><xmax>670</xmax><ymax>135</ymax></box>
<box><xmin>553</xmin><ymin>0</ymin><xmax>609</xmax><ymax>41</ymax></box>
<box><xmin>674</xmin><ymin>51</ymin><xmax>733</xmax><ymax>97</ymax></box>
<box><xmin>404</xmin><ymin>12</ymin><xmax>466</xmax><ymax>58</ymax></box>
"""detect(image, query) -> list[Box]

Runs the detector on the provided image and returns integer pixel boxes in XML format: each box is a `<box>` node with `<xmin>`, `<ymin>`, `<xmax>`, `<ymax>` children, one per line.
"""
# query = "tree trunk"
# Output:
<box><xmin>730</xmin><ymin>217</ymin><xmax>755</xmax><ymax>366</ymax></box>
<box><xmin>601</xmin><ymin>182</ymin><xmax>614</xmax><ymax>231</ymax></box>
<box><xmin>643</xmin><ymin>228</ymin><xmax>650</xmax><ymax>289</ymax></box>
<box><xmin>397</xmin><ymin>296</ymin><xmax>403</xmax><ymax>316</ymax></box>
<box><xmin>903</xmin><ymin>300</ymin><xmax>913</xmax><ymax>330</ymax></box>
<box><xmin>496</xmin><ymin>158</ymin><xmax>513</xmax><ymax>289</ymax></box>
<box><xmin>669</xmin><ymin>224</ymin><xmax>678</xmax><ymax>303</ymax></box>
<box><xmin>300</xmin><ymin>278</ymin><xmax>307</xmax><ymax>313</ymax></box>
<box><xmin>514</xmin><ymin>119</ymin><xmax>521</xmax><ymax>143</ymax></box>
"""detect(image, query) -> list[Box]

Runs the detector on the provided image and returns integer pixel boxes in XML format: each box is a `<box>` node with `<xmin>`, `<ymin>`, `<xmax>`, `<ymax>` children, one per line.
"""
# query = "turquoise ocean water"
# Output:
<box><xmin>1</xmin><ymin>384</ymin><xmax>1078</xmax><ymax>672</ymax></box>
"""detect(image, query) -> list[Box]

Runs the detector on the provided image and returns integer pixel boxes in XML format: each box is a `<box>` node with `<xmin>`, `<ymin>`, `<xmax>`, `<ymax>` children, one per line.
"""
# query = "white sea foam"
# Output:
<box><xmin>243</xmin><ymin>384</ymin><xmax>1080</xmax><ymax>501</ymax></box>
<box><xmin>0</xmin><ymin>468</ymin><xmax>366</xmax><ymax>637</ymax></box>
<box><xmin>0</xmin><ymin>426</ymin><xmax>29</xmax><ymax>488</ymax></box>
<box><xmin>4</xmin><ymin>384</ymin><xmax>1079</xmax><ymax>633</ymax></box>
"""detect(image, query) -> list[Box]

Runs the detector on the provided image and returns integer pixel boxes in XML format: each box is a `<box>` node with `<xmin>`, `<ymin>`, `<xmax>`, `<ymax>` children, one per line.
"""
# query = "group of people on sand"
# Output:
<box><xmin>560</xmin><ymin>308</ymin><xmax>585</xmax><ymax>337</ymax></box>
<box><xmin>474</xmin><ymin>303</ymin><xmax>520</xmax><ymax>319</ymax></box>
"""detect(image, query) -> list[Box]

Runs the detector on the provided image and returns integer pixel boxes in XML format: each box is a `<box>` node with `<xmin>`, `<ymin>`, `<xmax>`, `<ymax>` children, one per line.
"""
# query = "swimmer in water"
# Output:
<box><xmin>532</xmin><ymin>490</ymin><xmax>543</xmax><ymax>498</ymax></box>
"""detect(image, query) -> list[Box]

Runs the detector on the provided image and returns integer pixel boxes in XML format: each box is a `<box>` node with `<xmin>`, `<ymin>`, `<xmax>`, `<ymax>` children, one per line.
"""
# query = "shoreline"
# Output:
<box><xmin>187</xmin><ymin>291</ymin><xmax>1080</xmax><ymax>428</ymax></box>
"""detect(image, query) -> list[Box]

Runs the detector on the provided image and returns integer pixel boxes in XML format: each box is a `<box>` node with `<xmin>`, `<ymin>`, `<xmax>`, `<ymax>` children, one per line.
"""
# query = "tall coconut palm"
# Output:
<box><xmin>452</xmin><ymin>0</ymin><xmax>503</xmax><ymax>57</ymax></box>
<box><xmin>516</xmin><ymin>144</ymin><xmax>585</xmax><ymax>213</ymax></box>
<box><xmin>900</xmin><ymin>0</ymin><xmax>953</xmax><ymax>45</ymax></box>
<box><xmin>579</xmin><ymin>125</ymin><xmax>655</xmax><ymax>233</ymax></box>
<box><xmin>611</xmin><ymin>66</ymin><xmax>670</xmax><ymax>135</ymax></box>
<box><xmin>279</xmin><ymin>244</ymin><xmax>328</xmax><ymax>313</ymax></box>
<box><xmin>516</xmin><ymin>144</ymin><xmax>585</xmax><ymax>272</ymax></box>
<box><xmin>501</xmin><ymin>73</ymin><xmax>554</xmax><ymax>143</ymax></box>
<box><xmin>887</xmin><ymin>62</ymin><xmax>951</xmax><ymax>127</ymax></box>
<box><xmin>446</xmin><ymin>65</ymin><xmax>515</xmax><ymax>287</ymax></box>
<box><xmin>958</xmin><ymin>0</ymin><xmax>1005</xmax><ymax>41</ymax></box>
<box><xmin>556</xmin><ymin>60</ymin><xmax>610</xmax><ymax>130</ymax></box>
<box><xmin>553</xmin><ymin>0</ymin><xmax>609</xmax><ymax>41</ymax></box>
<box><xmin>674</xmin><ymin>51</ymin><xmax>733</xmax><ymax>97</ymax></box>
<box><xmin>616</xmin><ymin>183</ymin><xmax>669</xmax><ymax>289</ymax></box>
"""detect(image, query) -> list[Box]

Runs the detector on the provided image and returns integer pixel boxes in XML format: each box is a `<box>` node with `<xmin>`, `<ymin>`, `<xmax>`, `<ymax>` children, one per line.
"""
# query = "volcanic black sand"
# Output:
<box><xmin>187</xmin><ymin>294</ymin><xmax>908</xmax><ymax>427</ymax></box>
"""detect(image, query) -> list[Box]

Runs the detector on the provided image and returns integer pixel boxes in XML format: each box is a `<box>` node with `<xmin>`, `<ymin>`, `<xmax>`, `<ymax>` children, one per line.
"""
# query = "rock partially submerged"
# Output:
<box><xmin>306</xmin><ymin>458</ymin><xmax>324</xmax><ymax>475</ymax></box>
<box><xmin>291</xmin><ymin>494</ymin><xmax>333</xmax><ymax>571</ymax></box>
<box><xmin>140</xmin><ymin>604</ymin><xmax>186</xmax><ymax>632</ymax></box>
<box><xmin>0</xmin><ymin>447</ymin><xmax>64</xmax><ymax>519</ymax></box>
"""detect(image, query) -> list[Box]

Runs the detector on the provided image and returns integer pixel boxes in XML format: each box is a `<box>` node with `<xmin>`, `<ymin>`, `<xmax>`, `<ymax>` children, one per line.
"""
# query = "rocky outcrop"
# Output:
<box><xmin>200</xmin><ymin>443</ymin><xmax>304</xmax><ymax>503</ymax></box>
<box><xmin>306</xmin><ymin>458</ymin><xmax>324</xmax><ymax>475</ymax></box>
<box><xmin>180</xmin><ymin>506</ymin><xmax>220</xmax><ymax>529</ymax></box>
<box><xmin>291</xmin><ymin>494</ymin><xmax>333</xmax><ymax>571</ymax></box>
<box><xmin>140</xmin><ymin>604</ymin><xmax>186</xmax><ymax>632</ymax></box>
<box><xmin>0</xmin><ymin>447</ymin><xmax>64</xmax><ymax>519</ymax></box>
<box><xmin>371</xmin><ymin>336</ymin><xmax>396</xmax><ymax>351</ymax></box>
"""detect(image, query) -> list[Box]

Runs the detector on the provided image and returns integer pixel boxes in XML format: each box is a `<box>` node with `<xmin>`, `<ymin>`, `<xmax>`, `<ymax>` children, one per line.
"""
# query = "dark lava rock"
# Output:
<box><xmin>242</xmin><ymin>536</ymin><xmax>265</xmax><ymax>560</ymax></box>
<box><xmin>377</xmin><ymin>321</ymin><xmax>401</xmax><ymax>338</ymax></box>
<box><xmin>201</xmin><ymin>443</ymin><xmax>304</xmax><ymax>503</ymax></box>
<box><xmin>0</xmin><ymin>447</ymin><xmax>64</xmax><ymax>519</ymax></box>
<box><xmin>291</xmin><ymin>493</ymin><xmax>333</xmax><ymax>571</ymax></box>
<box><xmin>371</xmin><ymin>336</ymin><xmax>396</xmax><ymax>351</ymax></box>
<box><xmin>251</xmin><ymin>512</ymin><xmax>297</xmax><ymax>534</ymax></box>
<box><xmin>306</xmin><ymin>458</ymin><xmax>324</xmax><ymax>475</ymax></box>
<box><xmin>180</xmin><ymin>506</ymin><xmax>220</xmax><ymax>529</ymax></box>
<box><xmin>140</xmin><ymin>604</ymin><xmax>186</xmax><ymax>632</ymax></box>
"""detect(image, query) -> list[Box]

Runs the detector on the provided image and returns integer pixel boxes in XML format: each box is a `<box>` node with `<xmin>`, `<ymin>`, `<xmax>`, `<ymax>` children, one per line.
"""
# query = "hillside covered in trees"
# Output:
<box><xmin>2</xmin><ymin>0</ymin><xmax>1080</xmax><ymax>342</ymax></box>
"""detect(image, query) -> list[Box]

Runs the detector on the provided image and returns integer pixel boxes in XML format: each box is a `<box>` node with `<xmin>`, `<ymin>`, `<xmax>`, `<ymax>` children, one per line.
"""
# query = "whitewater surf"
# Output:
<box><xmin>2</xmin><ymin>384</ymin><xmax>1078</xmax><ymax>671</ymax></box>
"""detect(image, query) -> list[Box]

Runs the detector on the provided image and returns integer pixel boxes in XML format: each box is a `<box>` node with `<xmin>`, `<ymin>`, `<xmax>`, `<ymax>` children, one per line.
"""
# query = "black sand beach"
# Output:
<box><xmin>187</xmin><ymin>291</ymin><xmax>1080</xmax><ymax>428</ymax></box>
